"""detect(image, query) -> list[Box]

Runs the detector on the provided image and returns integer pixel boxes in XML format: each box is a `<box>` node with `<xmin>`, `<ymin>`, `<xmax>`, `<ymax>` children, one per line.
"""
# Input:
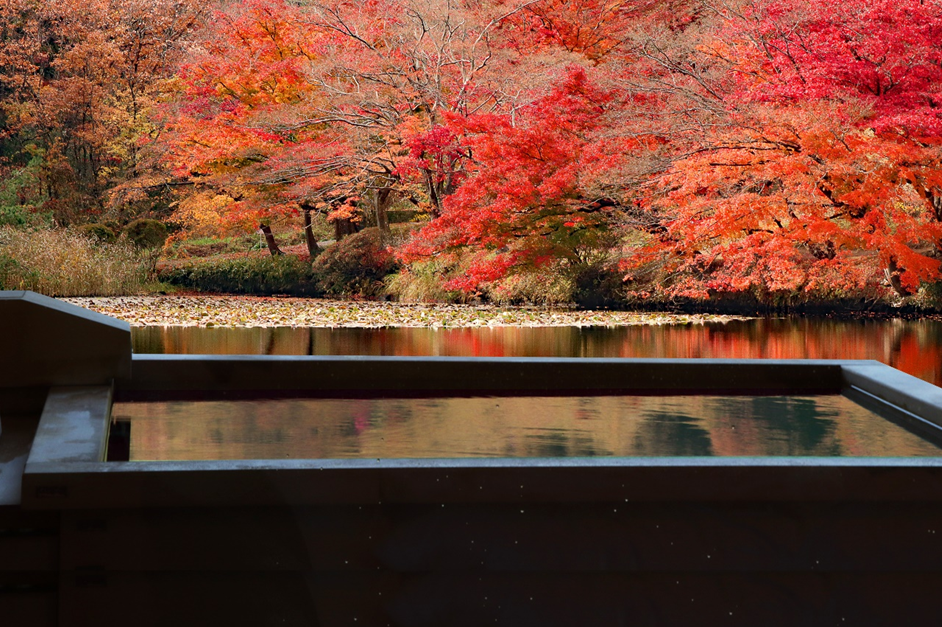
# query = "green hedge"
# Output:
<box><xmin>160</xmin><ymin>255</ymin><xmax>318</xmax><ymax>295</ymax></box>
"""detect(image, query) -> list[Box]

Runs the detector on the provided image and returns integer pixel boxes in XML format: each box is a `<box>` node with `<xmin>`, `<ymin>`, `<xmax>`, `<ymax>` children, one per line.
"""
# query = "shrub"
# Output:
<box><xmin>0</xmin><ymin>157</ymin><xmax>51</xmax><ymax>228</ymax></box>
<box><xmin>568</xmin><ymin>262</ymin><xmax>626</xmax><ymax>309</ymax></box>
<box><xmin>484</xmin><ymin>268</ymin><xmax>575</xmax><ymax>306</ymax></box>
<box><xmin>0</xmin><ymin>226</ymin><xmax>147</xmax><ymax>295</ymax></box>
<box><xmin>125</xmin><ymin>219</ymin><xmax>168</xmax><ymax>249</ymax></box>
<box><xmin>390</xmin><ymin>251</ymin><xmax>590</xmax><ymax>306</ymax></box>
<box><xmin>77</xmin><ymin>223</ymin><xmax>117</xmax><ymax>243</ymax></box>
<box><xmin>160</xmin><ymin>255</ymin><xmax>317</xmax><ymax>295</ymax></box>
<box><xmin>912</xmin><ymin>281</ymin><xmax>942</xmax><ymax>311</ymax></box>
<box><xmin>0</xmin><ymin>204</ymin><xmax>34</xmax><ymax>227</ymax></box>
<box><xmin>384</xmin><ymin>258</ymin><xmax>465</xmax><ymax>302</ymax></box>
<box><xmin>312</xmin><ymin>228</ymin><xmax>398</xmax><ymax>297</ymax></box>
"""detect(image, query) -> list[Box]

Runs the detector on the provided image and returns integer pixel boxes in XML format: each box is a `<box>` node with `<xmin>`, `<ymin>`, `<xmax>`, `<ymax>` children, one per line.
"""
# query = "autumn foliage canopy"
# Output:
<box><xmin>2</xmin><ymin>0</ymin><xmax>941</xmax><ymax>304</ymax></box>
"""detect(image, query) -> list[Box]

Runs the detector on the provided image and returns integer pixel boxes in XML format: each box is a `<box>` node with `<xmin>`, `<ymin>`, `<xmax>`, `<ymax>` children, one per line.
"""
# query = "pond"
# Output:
<box><xmin>132</xmin><ymin>317</ymin><xmax>942</xmax><ymax>386</ymax></box>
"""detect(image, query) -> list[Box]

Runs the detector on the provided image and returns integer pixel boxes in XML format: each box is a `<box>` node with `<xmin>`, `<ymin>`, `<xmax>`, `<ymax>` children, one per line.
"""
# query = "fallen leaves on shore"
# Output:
<box><xmin>60</xmin><ymin>295</ymin><xmax>753</xmax><ymax>328</ymax></box>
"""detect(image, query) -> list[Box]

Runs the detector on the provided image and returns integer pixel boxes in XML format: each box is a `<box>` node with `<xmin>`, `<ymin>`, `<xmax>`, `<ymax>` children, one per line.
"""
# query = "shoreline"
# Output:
<box><xmin>61</xmin><ymin>295</ymin><xmax>755</xmax><ymax>329</ymax></box>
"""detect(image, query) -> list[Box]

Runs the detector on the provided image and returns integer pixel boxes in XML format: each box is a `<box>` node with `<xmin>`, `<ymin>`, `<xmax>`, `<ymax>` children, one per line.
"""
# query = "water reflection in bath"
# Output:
<box><xmin>112</xmin><ymin>394</ymin><xmax>942</xmax><ymax>461</ymax></box>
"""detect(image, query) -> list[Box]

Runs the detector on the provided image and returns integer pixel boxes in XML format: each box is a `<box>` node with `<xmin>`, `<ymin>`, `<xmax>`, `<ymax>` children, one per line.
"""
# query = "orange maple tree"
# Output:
<box><xmin>147</xmin><ymin>0</ymin><xmax>327</xmax><ymax>252</ymax></box>
<box><xmin>151</xmin><ymin>0</ymin><xmax>547</xmax><ymax>252</ymax></box>
<box><xmin>0</xmin><ymin>0</ymin><xmax>202</xmax><ymax>224</ymax></box>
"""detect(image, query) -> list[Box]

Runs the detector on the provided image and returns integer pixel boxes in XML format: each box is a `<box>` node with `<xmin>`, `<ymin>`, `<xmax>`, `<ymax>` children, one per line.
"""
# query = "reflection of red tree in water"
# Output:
<box><xmin>352</xmin><ymin>402</ymin><xmax>371</xmax><ymax>435</ymax></box>
<box><xmin>144</xmin><ymin>320</ymin><xmax>942</xmax><ymax>386</ymax></box>
<box><xmin>892</xmin><ymin>333</ymin><xmax>942</xmax><ymax>389</ymax></box>
<box><xmin>413</xmin><ymin>322</ymin><xmax>942</xmax><ymax>386</ymax></box>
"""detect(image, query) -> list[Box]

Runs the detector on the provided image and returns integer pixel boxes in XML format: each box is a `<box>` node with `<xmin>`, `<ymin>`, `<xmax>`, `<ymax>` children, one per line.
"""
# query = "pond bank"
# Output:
<box><xmin>61</xmin><ymin>296</ymin><xmax>752</xmax><ymax>328</ymax></box>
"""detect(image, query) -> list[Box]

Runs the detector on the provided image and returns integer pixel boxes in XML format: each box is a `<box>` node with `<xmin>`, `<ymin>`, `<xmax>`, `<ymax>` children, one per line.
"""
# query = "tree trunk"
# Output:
<box><xmin>259</xmin><ymin>222</ymin><xmax>284</xmax><ymax>256</ymax></box>
<box><xmin>334</xmin><ymin>218</ymin><xmax>357</xmax><ymax>240</ymax></box>
<box><xmin>301</xmin><ymin>206</ymin><xmax>319</xmax><ymax>257</ymax></box>
<box><xmin>885</xmin><ymin>257</ymin><xmax>909</xmax><ymax>297</ymax></box>
<box><xmin>375</xmin><ymin>188</ymin><xmax>392</xmax><ymax>243</ymax></box>
<box><xmin>424</xmin><ymin>170</ymin><xmax>442</xmax><ymax>218</ymax></box>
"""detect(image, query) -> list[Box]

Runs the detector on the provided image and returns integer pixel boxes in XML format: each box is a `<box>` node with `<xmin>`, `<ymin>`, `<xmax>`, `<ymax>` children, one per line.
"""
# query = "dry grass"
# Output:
<box><xmin>0</xmin><ymin>226</ymin><xmax>148</xmax><ymax>296</ymax></box>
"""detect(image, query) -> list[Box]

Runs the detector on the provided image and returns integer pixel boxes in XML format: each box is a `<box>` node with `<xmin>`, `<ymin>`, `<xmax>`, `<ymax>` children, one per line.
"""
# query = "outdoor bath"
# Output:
<box><xmin>5</xmin><ymin>290</ymin><xmax>942</xmax><ymax>626</ymax></box>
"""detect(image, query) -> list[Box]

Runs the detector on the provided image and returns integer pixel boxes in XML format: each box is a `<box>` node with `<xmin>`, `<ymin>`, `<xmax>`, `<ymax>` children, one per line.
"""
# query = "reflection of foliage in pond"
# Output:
<box><xmin>117</xmin><ymin>393</ymin><xmax>942</xmax><ymax>461</ymax></box>
<box><xmin>525</xmin><ymin>429</ymin><xmax>608</xmax><ymax>458</ymax></box>
<box><xmin>736</xmin><ymin>397</ymin><xmax>840</xmax><ymax>456</ymax></box>
<box><xmin>633</xmin><ymin>413</ymin><xmax>714</xmax><ymax>457</ymax></box>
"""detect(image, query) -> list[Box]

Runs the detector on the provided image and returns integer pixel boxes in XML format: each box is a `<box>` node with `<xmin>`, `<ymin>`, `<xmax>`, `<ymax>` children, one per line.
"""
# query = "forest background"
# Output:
<box><xmin>1</xmin><ymin>0</ymin><xmax>941</xmax><ymax>312</ymax></box>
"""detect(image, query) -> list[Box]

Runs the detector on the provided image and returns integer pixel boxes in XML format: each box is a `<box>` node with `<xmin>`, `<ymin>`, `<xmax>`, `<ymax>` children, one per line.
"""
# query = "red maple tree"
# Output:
<box><xmin>401</xmin><ymin>66</ymin><xmax>627</xmax><ymax>293</ymax></box>
<box><xmin>624</xmin><ymin>0</ymin><xmax>942</xmax><ymax>300</ymax></box>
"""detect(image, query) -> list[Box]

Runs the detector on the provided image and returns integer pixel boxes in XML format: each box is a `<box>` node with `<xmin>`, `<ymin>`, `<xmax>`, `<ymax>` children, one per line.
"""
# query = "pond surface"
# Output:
<box><xmin>132</xmin><ymin>318</ymin><xmax>942</xmax><ymax>386</ymax></box>
<box><xmin>113</xmin><ymin>394</ymin><xmax>941</xmax><ymax>461</ymax></box>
